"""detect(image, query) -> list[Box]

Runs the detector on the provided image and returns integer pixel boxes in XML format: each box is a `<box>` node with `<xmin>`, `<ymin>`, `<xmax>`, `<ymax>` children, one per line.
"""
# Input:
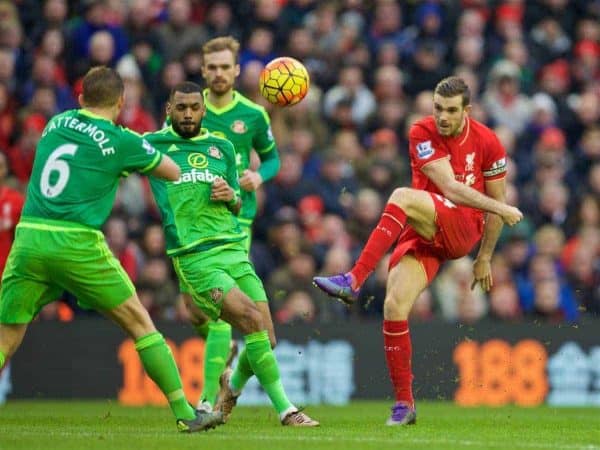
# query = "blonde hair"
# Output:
<box><xmin>202</xmin><ymin>36</ymin><xmax>240</xmax><ymax>63</ymax></box>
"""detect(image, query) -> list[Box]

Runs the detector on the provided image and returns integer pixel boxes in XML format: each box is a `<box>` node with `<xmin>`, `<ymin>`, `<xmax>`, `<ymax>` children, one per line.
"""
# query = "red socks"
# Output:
<box><xmin>383</xmin><ymin>320</ymin><xmax>414</xmax><ymax>407</ymax></box>
<box><xmin>350</xmin><ymin>203</ymin><xmax>406</xmax><ymax>287</ymax></box>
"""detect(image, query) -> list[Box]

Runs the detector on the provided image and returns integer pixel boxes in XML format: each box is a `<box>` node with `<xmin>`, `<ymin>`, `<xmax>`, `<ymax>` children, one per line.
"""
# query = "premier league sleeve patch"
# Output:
<box><xmin>416</xmin><ymin>140</ymin><xmax>434</xmax><ymax>159</ymax></box>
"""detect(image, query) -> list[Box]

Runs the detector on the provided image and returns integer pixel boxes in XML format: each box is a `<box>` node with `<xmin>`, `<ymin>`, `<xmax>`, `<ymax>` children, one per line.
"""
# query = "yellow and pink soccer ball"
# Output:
<box><xmin>259</xmin><ymin>57</ymin><xmax>310</xmax><ymax>107</ymax></box>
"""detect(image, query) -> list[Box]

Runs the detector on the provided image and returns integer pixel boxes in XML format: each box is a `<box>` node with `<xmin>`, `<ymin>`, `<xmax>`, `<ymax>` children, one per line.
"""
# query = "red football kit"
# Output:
<box><xmin>389</xmin><ymin>115</ymin><xmax>507</xmax><ymax>281</ymax></box>
<box><xmin>0</xmin><ymin>186</ymin><xmax>24</xmax><ymax>276</ymax></box>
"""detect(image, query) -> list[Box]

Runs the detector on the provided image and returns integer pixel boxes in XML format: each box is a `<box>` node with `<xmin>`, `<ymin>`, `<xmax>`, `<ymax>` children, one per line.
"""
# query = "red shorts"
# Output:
<box><xmin>389</xmin><ymin>193</ymin><xmax>484</xmax><ymax>282</ymax></box>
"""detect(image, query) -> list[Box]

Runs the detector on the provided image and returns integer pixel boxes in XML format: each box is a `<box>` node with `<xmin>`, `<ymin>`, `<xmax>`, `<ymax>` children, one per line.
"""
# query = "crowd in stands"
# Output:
<box><xmin>1</xmin><ymin>0</ymin><xmax>599</xmax><ymax>325</ymax></box>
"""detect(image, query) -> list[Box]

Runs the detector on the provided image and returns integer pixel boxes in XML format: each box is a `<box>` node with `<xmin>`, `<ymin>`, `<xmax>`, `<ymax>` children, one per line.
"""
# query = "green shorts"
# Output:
<box><xmin>0</xmin><ymin>219</ymin><xmax>135</xmax><ymax>324</ymax></box>
<box><xmin>173</xmin><ymin>242</ymin><xmax>266</xmax><ymax>321</ymax></box>
<box><xmin>238</xmin><ymin>222</ymin><xmax>252</xmax><ymax>253</ymax></box>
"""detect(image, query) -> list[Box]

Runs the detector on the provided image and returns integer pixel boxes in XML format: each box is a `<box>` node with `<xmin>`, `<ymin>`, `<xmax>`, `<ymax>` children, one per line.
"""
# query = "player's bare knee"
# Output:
<box><xmin>110</xmin><ymin>298</ymin><xmax>156</xmax><ymax>338</ymax></box>
<box><xmin>390</xmin><ymin>187</ymin><xmax>416</xmax><ymax>212</ymax></box>
<box><xmin>238</xmin><ymin>303</ymin><xmax>264</xmax><ymax>334</ymax></box>
<box><xmin>383</xmin><ymin>297</ymin><xmax>410</xmax><ymax>321</ymax></box>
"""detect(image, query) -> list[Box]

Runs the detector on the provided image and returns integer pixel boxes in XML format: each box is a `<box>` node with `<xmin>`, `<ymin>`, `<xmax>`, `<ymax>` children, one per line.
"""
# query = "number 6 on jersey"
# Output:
<box><xmin>40</xmin><ymin>144</ymin><xmax>78</xmax><ymax>198</ymax></box>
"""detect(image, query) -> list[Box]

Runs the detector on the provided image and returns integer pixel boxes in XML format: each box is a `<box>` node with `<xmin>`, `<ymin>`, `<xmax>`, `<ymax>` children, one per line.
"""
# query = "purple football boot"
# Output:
<box><xmin>312</xmin><ymin>273</ymin><xmax>360</xmax><ymax>305</ymax></box>
<box><xmin>385</xmin><ymin>403</ymin><xmax>417</xmax><ymax>426</ymax></box>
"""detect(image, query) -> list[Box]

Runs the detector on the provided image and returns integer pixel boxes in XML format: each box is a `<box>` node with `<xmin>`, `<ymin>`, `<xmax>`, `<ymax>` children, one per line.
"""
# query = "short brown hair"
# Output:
<box><xmin>202</xmin><ymin>36</ymin><xmax>240</xmax><ymax>63</ymax></box>
<box><xmin>434</xmin><ymin>76</ymin><xmax>471</xmax><ymax>107</ymax></box>
<box><xmin>82</xmin><ymin>66</ymin><xmax>124</xmax><ymax>108</ymax></box>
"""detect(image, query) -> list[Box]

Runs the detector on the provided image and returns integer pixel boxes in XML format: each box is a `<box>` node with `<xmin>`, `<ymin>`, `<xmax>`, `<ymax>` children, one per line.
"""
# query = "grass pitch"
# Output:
<box><xmin>1</xmin><ymin>400</ymin><xmax>599</xmax><ymax>450</ymax></box>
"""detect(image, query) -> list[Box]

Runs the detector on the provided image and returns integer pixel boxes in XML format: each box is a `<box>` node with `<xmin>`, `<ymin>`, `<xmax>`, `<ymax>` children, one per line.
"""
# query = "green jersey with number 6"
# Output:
<box><xmin>145</xmin><ymin>127</ymin><xmax>244</xmax><ymax>257</ymax></box>
<box><xmin>202</xmin><ymin>89</ymin><xmax>278</xmax><ymax>228</ymax></box>
<box><xmin>23</xmin><ymin>109</ymin><xmax>162</xmax><ymax>229</ymax></box>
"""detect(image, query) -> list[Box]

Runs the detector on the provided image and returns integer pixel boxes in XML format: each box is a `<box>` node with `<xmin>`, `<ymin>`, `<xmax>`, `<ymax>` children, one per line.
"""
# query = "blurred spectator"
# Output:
<box><xmin>267</xmin><ymin>250</ymin><xmax>316</xmax><ymax>303</ymax></box>
<box><xmin>530</xmin><ymin>17</ymin><xmax>571</xmax><ymax>65</ymax></box>
<box><xmin>36</xmin><ymin>27</ymin><xmax>67</xmax><ymax>74</ymax></box>
<box><xmin>454</xmin><ymin>36</ymin><xmax>485</xmax><ymax>78</ymax></box>
<box><xmin>116</xmin><ymin>77</ymin><xmax>156</xmax><ymax>133</ymax></box>
<box><xmin>368</xmin><ymin>0</ymin><xmax>416</xmax><ymax>61</ymax></box>
<box><xmin>346</xmin><ymin>188</ymin><xmax>382</xmax><ymax>244</ymax></box>
<box><xmin>262</xmin><ymin>151</ymin><xmax>312</xmax><ymax>216</ymax></box>
<box><xmin>263</xmin><ymin>206</ymin><xmax>307</xmax><ymax>267</ymax></box>
<box><xmin>67</xmin><ymin>0</ymin><xmax>128</xmax><ymax>78</ymax></box>
<box><xmin>489</xmin><ymin>283</ymin><xmax>523</xmax><ymax>322</ymax></box>
<box><xmin>359</xmin><ymin>254</ymin><xmax>390</xmax><ymax>318</ymax></box>
<box><xmin>153</xmin><ymin>60</ymin><xmax>185</xmax><ymax>117</ymax></box>
<box><xmin>137</xmin><ymin>257</ymin><xmax>178</xmax><ymax>319</ymax></box>
<box><xmin>323</xmin><ymin>64</ymin><xmax>376</xmax><ymax>129</ymax></box>
<box><xmin>297</xmin><ymin>194</ymin><xmax>324</xmax><ymax>243</ymax></box>
<box><xmin>0</xmin><ymin>82</ymin><xmax>16</xmax><ymax>150</ymax></box>
<box><xmin>29</xmin><ymin>0</ymin><xmax>69</xmax><ymax>45</ymax></box>
<box><xmin>6</xmin><ymin>113</ymin><xmax>46</xmax><ymax>185</ymax></box>
<box><xmin>316</xmin><ymin>151</ymin><xmax>357</xmax><ymax>217</ymax></box>
<box><xmin>20</xmin><ymin>54</ymin><xmax>75</xmax><ymax>111</ymax></box>
<box><xmin>372</xmin><ymin>64</ymin><xmax>404</xmax><ymax>102</ymax></box>
<box><xmin>409</xmin><ymin>288</ymin><xmax>434</xmax><ymax>323</ymax></box>
<box><xmin>274</xmin><ymin>290</ymin><xmax>316</xmax><ymax>324</ymax></box>
<box><xmin>482</xmin><ymin>60</ymin><xmax>532</xmax><ymax>136</ymax></box>
<box><xmin>203</xmin><ymin>1</ymin><xmax>242</xmax><ymax>41</ymax></box>
<box><xmin>0</xmin><ymin>47</ymin><xmax>16</xmax><ymax>95</ymax></box>
<box><xmin>405</xmin><ymin>41</ymin><xmax>448</xmax><ymax>96</ymax></box>
<box><xmin>517</xmin><ymin>253</ymin><xmax>579</xmax><ymax>323</ymax></box>
<box><xmin>571</xmin><ymin>126</ymin><xmax>600</xmax><ymax>186</ymax></box>
<box><xmin>532</xmin><ymin>181</ymin><xmax>570</xmax><ymax>228</ymax></box>
<box><xmin>563</xmin><ymin>226</ymin><xmax>600</xmax><ymax>315</ymax></box>
<box><xmin>156</xmin><ymin>0</ymin><xmax>206</xmax><ymax>61</ymax></box>
<box><xmin>104</xmin><ymin>215</ymin><xmax>141</xmax><ymax>282</ymax></box>
<box><xmin>239</xmin><ymin>26</ymin><xmax>276</xmax><ymax>70</ymax></box>
<box><xmin>0</xmin><ymin>152</ymin><xmax>23</xmax><ymax>275</ymax></box>
<box><xmin>433</xmin><ymin>256</ymin><xmax>487</xmax><ymax>323</ymax></box>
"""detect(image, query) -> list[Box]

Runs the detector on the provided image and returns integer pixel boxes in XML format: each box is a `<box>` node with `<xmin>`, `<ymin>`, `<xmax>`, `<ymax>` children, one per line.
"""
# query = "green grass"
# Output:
<box><xmin>1</xmin><ymin>401</ymin><xmax>599</xmax><ymax>450</ymax></box>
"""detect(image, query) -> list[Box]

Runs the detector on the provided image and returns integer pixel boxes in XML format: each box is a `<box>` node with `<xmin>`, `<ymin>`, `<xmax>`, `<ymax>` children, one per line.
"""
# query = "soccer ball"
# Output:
<box><xmin>259</xmin><ymin>57</ymin><xmax>310</xmax><ymax>107</ymax></box>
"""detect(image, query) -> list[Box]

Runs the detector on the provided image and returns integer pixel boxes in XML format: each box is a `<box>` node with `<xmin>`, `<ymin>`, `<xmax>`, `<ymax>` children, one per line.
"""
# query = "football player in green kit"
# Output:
<box><xmin>0</xmin><ymin>67</ymin><xmax>223</xmax><ymax>433</ymax></box>
<box><xmin>192</xmin><ymin>36</ymin><xmax>281</xmax><ymax>413</ymax></box>
<box><xmin>146</xmin><ymin>81</ymin><xmax>317</xmax><ymax>426</ymax></box>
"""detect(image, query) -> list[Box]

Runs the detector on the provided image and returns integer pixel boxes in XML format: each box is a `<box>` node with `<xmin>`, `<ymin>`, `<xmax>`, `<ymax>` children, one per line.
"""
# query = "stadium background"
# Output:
<box><xmin>0</xmin><ymin>0</ymin><xmax>598</xmax><ymax>407</ymax></box>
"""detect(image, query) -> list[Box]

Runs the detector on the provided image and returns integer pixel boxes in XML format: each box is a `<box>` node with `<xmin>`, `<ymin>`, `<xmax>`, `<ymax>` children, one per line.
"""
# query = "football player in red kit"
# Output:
<box><xmin>314</xmin><ymin>76</ymin><xmax>523</xmax><ymax>425</ymax></box>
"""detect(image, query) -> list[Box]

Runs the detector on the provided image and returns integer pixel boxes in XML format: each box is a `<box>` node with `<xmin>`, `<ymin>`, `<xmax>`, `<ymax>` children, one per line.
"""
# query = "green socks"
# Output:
<box><xmin>199</xmin><ymin>320</ymin><xmax>232</xmax><ymax>406</ymax></box>
<box><xmin>230</xmin><ymin>347</ymin><xmax>254</xmax><ymax>393</ymax></box>
<box><xmin>243</xmin><ymin>330</ymin><xmax>293</xmax><ymax>414</ymax></box>
<box><xmin>193</xmin><ymin>321</ymin><xmax>210</xmax><ymax>339</ymax></box>
<box><xmin>0</xmin><ymin>351</ymin><xmax>5</xmax><ymax>370</ymax></box>
<box><xmin>135</xmin><ymin>332</ymin><xmax>195</xmax><ymax>420</ymax></box>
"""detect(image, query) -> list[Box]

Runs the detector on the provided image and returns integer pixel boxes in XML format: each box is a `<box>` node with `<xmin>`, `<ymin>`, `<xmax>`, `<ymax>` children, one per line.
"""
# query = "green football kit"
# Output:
<box><xmin>145</xmin><ymin>127</ymin><xmax>268</xmax><ymax>320</ymax></box>
<box><xmin>0</xmin><ymin>109</ymin><xmax>162</xmax><ymax>323</ymax></box>
<box><xmin>146</xmin><ymin>126</ymin><xmax>296</xmax><ymax>418</ymax></box>
<box><xmin>0</xmin><ymin>108</ymin><xmax>199</xmax><ymax>423</ymax></box>
<box><xmin>201</xmin><ymin>89</ymin><xmax>280</xmax><ymax>240</ymax></box>
<box><xmin>195</xmin><ymin>90</ymin><xmax>282</xmax><ymax>408</ymax></box>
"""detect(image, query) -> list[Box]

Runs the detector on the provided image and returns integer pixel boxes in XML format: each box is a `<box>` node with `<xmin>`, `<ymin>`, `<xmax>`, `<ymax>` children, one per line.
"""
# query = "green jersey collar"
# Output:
<box><xmin>78</xmin><ymin>109</ymin><xmax>113</xmax><ymax>123</ymax></box>
<box><xmin>203</xmin><ymin>89</ymin><xmax>240</xmax><ymax>114</ymax></box>
<box><xmin>168</xmin><ymin>126</ymin><xmax>211</xmax><ymax>141</ymax></box>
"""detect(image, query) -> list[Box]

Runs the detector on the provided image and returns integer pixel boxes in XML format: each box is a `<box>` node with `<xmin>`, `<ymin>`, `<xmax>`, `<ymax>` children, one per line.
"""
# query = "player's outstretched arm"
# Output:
<box><xmin>150</xmin><ymin>154</ymin><xmax>181</xmax><ymax>181</ymax></box>
<box><xmin>471</xmin><ymin>178</ymin><xmax>506</xmax><ymax>292</ymax></box>
<box><xmin>421</xmin><ymin>157</ymin><xmax>522</xmax><ymax>225</ymax></box>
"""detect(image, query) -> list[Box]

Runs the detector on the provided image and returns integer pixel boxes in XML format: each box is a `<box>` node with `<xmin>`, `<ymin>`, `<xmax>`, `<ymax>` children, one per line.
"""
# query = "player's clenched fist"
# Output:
<box><xmin>210</xmin><ymin>177</ymin><xmax>235</xmax><ymax>202</ymax></box>
<box><xmin>239</xmin><ymin>169</ymin><xmax>263</xmax><ymax>192</ymax></box>
<box><xmin>500</xmin><ymin>205</ymin><xmax>523</xmax><ymax>226</ymax></box>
